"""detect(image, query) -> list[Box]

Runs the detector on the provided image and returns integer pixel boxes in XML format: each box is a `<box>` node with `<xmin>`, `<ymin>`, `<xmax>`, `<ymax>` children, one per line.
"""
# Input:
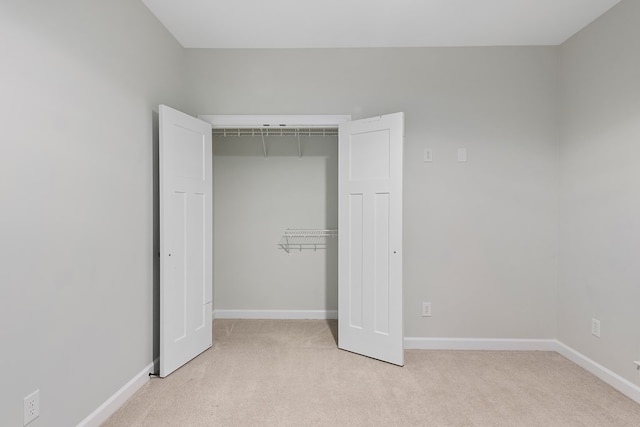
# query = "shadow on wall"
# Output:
<box><xmin>152</xmin><ymin>110</ymin><xmax>160</xmax><ymax>373</ymax></box>
<box><xmin>324</xmin><ymin>139</ymin><xmax>339</xmax><ymax>318</ymax></box>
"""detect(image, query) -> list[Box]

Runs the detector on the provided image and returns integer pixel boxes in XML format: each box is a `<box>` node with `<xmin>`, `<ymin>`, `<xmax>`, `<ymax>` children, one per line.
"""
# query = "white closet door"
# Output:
<box><xmin>159</xmin><ymin>104</ymin><xmax>213</xmax><ymax>377</ymax></box>
<box><xmin>338</xmin><ymin>113</ymin><xmax>404</xmax><ymax>366</ymax></box>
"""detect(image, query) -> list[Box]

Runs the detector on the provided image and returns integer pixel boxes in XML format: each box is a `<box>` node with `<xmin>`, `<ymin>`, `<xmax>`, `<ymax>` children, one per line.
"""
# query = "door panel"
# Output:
<box><xmin>338</xmin><ymin>113</ymin><xmax>404</xmax><ymax>366</ymax></box>
<box><xmin>374</xmin><ymin>192</ymin><xmax>390</xmax><ymax>335</ymax></box>
<box><xmin>348</xmin><ymin>193</ymin><xmax>364</xmax><ymax>328</ymax></box>
<box><xmin>349</xmin><ymin>129</ymin><xmax>390</xmax><ymax>180</ymax></box>
<box><xmin>160</xmin><ymin>105</ymin><xmax>213</xmax><ymax>377</ymax></box>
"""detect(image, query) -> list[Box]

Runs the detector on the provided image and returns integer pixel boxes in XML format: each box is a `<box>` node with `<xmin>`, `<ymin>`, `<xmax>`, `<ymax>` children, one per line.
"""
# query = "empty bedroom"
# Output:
<box><xmin>1</xmin><ymin>0</ymin><xmax>639</xmax><ymax>426</ymax></box>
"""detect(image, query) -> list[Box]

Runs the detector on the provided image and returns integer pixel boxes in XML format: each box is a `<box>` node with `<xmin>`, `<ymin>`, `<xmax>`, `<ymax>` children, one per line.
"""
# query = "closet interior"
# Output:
<box><xmin>211</xmin><ymin>128</ymin><xmax>339</xmax><ymax>315</ymax></box>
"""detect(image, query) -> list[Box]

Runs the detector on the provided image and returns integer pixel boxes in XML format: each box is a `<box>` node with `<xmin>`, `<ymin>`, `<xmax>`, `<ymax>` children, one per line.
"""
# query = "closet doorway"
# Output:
<box><xmin>211</xmin><ymin>128</ymin><xmax>339</xmax><ymax>321</ymax></box>
<box><xmin>159</xmin><ymin>108</ymin><xmax>404</xmax><ymax>377</ymax></box>
<box><xmin>202</xmin><ymin>115</ymin><xmax>348</xmax><ymax>325</ymax></box>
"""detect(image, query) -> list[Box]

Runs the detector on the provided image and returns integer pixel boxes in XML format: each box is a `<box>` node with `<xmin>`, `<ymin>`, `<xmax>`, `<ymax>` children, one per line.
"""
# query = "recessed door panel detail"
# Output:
<box><xmin>188</xmin><ymin>193</ymin><xmax>206</xmax><ymax>332</ymax></box>
<box><xmin>171</xmin><ymin>125</ymin><xmax>205</xmax><ymax>180</ymax></box>
<box><xmin>349</xmin><ymin>194</ymin><xmax>364</xmax><ymax>329</ymax></box>
<box><xmin>168</xmin><ymin>191</ymin><xmax>187</xmax><ymax>343</ymax></box>
<box><xmin>374</xmin><ymin>193</ymin><xmax>390</xmax><ymax>335</ymax></box>
<box><xmin>349</xmin><ymin>130</ymin><xmax>390</xmax><ymax>181</ymax></box>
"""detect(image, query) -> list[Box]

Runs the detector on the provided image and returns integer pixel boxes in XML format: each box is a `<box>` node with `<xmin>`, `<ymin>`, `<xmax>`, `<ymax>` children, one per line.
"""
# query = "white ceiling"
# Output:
<box><xmin>141</xmin><ymin>0</ymin><xmax>621</xmax><ymax>48</ymax></box>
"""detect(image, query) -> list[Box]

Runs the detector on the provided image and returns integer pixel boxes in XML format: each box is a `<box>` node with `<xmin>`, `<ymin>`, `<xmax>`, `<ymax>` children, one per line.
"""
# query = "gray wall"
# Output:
<box><xmin>186</xmin><ymin>47</ymin><xmax>560</xmax><ymax>339</ymax></box>
<box><xmin>0</xmin><ymin>1</ymin><xmax>187</xmax><ymax>425</ymax></box>
<box><xmin>213</xmin><ymin>136</ymin><xmax>338</xmax><ymax>312</ymax></box>
<box><xmin>559</xmin><ymin>0</ymin><xmax>640</xmax><ymax>385</ymax></box>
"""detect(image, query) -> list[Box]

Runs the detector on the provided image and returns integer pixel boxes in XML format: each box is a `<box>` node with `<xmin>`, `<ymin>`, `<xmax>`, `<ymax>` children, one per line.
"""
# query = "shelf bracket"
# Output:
<box><xmin>261</xmin><ymin>130</ymin><xmax>267</xmax><ymax>158</ymax></box>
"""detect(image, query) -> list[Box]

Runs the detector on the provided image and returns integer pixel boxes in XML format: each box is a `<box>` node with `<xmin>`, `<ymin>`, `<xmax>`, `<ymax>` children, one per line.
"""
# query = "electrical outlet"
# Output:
<box><xmin>591</xmin><ymin>318</ymin><xmax>601</xmax><ymax>338</ymax></box>
<box><xmin>422</xmin><ymin>302</ymin><xmax>432</xmax><ymax>317</ymax></box>
<box><xmin>24</xmin><ymin>389</ymin><xmax>39</xmax><ymax>425</ymax></box>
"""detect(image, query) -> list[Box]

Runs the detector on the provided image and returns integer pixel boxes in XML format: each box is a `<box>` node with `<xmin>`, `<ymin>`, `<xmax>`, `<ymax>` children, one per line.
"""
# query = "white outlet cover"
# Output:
<box><xmin>24</xmin><ymin>389</ymin><xmax>40</xmax><ymax>425</ymax></box>
<box><xmin>591</xmin><ymin>318</ymin><xmax>601</xmax><ymax>338</ymax></box>
<box><xmin>423</xmin><ymin>148</ymin><xmax>433</xmax><ymax>162</ymax></box>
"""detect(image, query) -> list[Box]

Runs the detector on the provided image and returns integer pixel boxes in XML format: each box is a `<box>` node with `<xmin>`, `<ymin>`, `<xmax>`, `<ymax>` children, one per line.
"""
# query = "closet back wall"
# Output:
<box><xmin>213</xmin><ymin>136</ymin><xmax>338</xmax><ymax>314</ymax></box>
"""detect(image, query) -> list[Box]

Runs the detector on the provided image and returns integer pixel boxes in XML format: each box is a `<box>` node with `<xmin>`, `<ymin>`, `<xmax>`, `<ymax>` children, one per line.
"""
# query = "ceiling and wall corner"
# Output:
<box><xmin>141</xmin><ymin>0</ymin><xmax>622</xmax><ymax>48</ymax></box>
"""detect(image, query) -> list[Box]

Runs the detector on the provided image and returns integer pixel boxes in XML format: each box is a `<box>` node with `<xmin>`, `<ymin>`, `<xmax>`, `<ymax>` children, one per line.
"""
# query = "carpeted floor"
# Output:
<box><xmin>103</xmin><ymin>320</ymin><xmax>640</xmax><ymax>426</ymax></box>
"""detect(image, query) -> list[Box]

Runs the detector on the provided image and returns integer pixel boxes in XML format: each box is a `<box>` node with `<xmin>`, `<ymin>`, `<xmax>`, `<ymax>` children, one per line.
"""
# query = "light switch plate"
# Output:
<box><xmin>457</xmin><ymin>148</ymin><xmax>467</xmax><ymax>162</ymax></box>
<box><xmin>422</xmin><ymin>302</ymin><xmax>432</xmax><ymax>317</ymax></box>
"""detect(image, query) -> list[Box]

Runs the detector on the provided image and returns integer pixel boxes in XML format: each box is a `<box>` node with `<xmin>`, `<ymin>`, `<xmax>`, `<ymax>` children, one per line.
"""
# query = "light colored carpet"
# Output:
<box><xmin>104</xmin><ymin>320</ymin><xmax>640</xmax><ymax>426</ymax></box>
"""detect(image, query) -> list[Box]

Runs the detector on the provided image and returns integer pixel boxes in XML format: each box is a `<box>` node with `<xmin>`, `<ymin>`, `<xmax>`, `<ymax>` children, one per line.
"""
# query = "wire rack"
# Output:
<box><xmin>278</xmin><ymin>229</ymin><xmax>338</xmax><ymax>253</ymax></box>
<box><xmin>212</xmin><ymin>128</ymin><xmax>338</xmax><ymax>137</ymax></box>
<box><xmin>212</xmin><ymin>127</ymin><xmax>338</xmax><ymax>158</ymax></box>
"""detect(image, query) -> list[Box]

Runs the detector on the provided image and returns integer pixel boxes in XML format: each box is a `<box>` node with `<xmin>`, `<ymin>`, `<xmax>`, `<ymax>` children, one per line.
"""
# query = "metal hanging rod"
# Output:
<box><xmin>212</xmin><ymin>128</ymin><xmax>338</xmax><ymax>137</ymax></box>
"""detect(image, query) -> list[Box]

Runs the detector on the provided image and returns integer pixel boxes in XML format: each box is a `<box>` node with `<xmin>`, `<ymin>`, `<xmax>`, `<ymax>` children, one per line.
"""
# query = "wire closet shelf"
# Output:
<box><xmin>212</xmin><ymin>127</ymin><xmax>338</xmax><ymax>158</ymax></box>
<box><xmin>212</xmin><ymin>128</ymin><xmax>338</xmax><ymax>137</ymax></box>
<box><xmin>278</xmin><ymin>229</ymin><xmax>338</xmax><ymax>253</ymax></box>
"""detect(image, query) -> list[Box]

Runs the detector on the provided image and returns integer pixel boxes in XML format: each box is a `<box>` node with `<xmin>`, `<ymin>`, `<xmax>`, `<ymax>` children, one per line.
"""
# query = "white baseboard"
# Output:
<box><xmin>77</xmin><ymin>362</ymin><xmax>154</xmax><ymax>427</ymax></box>
<box><xmin>404</xmin><ymin>337</ymin><xmax>640</xmax><ymax>405</ymax></box>
<box><xmin>213</xmin><ymin>309</ymin><xmax>338</xmax><ymax>320</ymax></box>
<box><xmin>404</xmin><ymin>337</ymin><xmax>558</xmax><ymax>351</ymax></box>
<box><xmin>555</xmin><ymin>341</ymin><xmax>640</xmax><ymax>405</ymax></box>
